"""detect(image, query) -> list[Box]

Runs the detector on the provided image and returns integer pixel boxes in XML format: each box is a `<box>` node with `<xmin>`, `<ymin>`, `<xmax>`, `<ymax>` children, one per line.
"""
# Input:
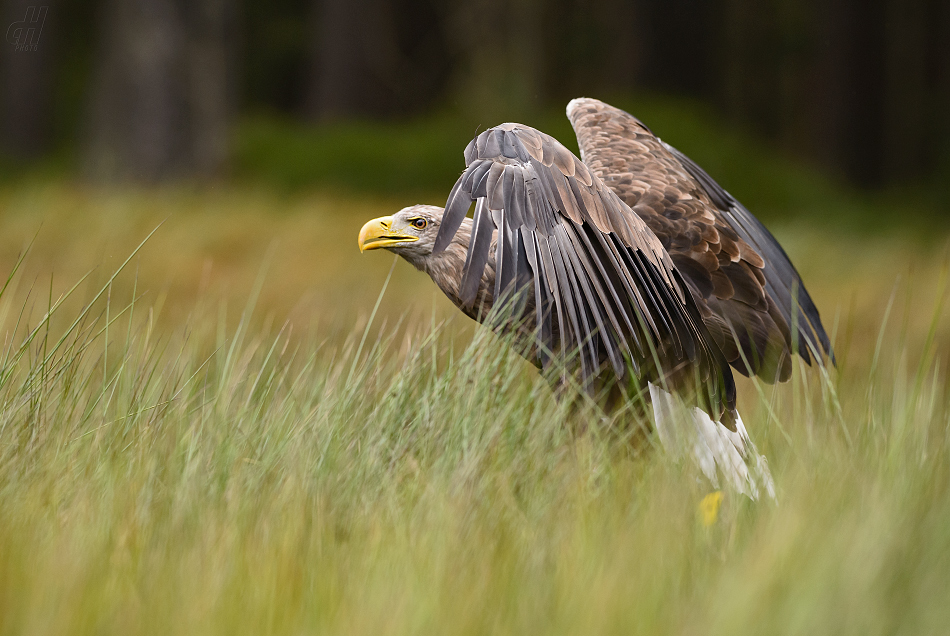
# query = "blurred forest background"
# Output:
<box><xmin>0</xmin><ymin>0</ymin><xmax>947</xmax><ymax>340</ymax></box>
<box><xmin>1</xmin><ymin>0</ymin><xmax>948</xmax><ymax>199</ymax></box>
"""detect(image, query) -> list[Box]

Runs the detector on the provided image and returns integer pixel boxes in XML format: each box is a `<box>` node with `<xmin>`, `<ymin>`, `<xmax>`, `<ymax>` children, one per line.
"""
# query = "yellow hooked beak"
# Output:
<box><xmin>358</xmin><ymin>216</ymin><xmax>420</xmax><ymax>252</ymax></box>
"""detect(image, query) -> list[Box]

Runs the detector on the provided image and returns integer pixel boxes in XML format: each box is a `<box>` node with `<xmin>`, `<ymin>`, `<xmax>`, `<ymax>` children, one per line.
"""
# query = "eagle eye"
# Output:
<box><xmin>410</xmin><ymin>218</ymin><xmax>427</xmax><ymax>230</ymax></box>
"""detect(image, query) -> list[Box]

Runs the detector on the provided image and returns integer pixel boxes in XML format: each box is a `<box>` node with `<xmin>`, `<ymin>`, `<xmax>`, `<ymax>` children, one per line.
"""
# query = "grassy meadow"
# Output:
<box><xmin>0</xmin><ymin>101</ymin><xmax>949</xmax><ymax>634</ymax></box>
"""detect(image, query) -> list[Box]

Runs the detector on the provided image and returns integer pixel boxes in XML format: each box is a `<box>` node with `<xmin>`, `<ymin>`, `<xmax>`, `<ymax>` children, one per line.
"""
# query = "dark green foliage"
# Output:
<box><xmin>234</xmin><ymin>95</ymin><xmax>949</xmax><ymax>233</ymax></box>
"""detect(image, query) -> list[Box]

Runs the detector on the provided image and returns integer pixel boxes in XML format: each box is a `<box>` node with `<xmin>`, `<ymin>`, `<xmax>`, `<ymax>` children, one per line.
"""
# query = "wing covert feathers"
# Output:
<box><xmin>567</xmin><ymin>97</ymin><xmax>832</xmax><ymax>383</ymax></box>
<box><xmin>434</xmin><ymin>122</ymin><xmax>737</xmax><ymax>419</ymax></box>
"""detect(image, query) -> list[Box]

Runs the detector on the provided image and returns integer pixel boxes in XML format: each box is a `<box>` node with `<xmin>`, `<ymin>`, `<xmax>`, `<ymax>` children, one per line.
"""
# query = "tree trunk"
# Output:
<box><xmin>306</xmin><ymin>0</ymin><xmax>375</xmax><ymax>120</ymax></box>
<box><xmin>185</xmin><ymin>0</ymin><xmax>233</xmax><ymax>176</ymax></box>
<box><xmin>307</xmin><ymin>0</ymin><xmax>413</xmax><ymax>120</ymax></box>
<box><xmin>306</xmin><ymin>0</ymin><xmax>452</xmax><ymax>120</ymax></box>
<box><xmin>84</xmin><ymin>0</ymin><xmax>234</xmax><ymax>182</ymax></box>
<box><xmin>935</xmin><ymin>0</ymin><xmax>950</xmax><ymax>183</ymax></box>
<box><xmin>443</xmin><ymin>0</ymin><xmax>544</xmax><ymax>121</ymax></box>
<box><xmin>1</xmin><ymin>0</ymin><xmax>53</xmax><ymax>158</ymax></box>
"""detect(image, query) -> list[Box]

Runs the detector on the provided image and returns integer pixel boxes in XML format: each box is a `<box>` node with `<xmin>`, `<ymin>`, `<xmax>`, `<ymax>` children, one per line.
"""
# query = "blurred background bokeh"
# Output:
<box><xmin>1</xmin><ymin>0</ymin><xmax>947</xmax><ymax>190</ymax></box>
<box><xmin>0</xmin><ymin>0</ymin><xmax>948</xmax><ymax>352</ymax></box>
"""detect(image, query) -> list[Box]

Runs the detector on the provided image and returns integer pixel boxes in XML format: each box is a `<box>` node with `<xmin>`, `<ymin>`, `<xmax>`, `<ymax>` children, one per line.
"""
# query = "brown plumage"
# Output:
<box><xmin>358</xmin><ymin>98</ymin><xmax>832</xmax><ymax>433</ymax></box>
<box><xmin>566</xmin><ymin>98</ymin><xmax>832</xmax><ymax>382</ymax></box>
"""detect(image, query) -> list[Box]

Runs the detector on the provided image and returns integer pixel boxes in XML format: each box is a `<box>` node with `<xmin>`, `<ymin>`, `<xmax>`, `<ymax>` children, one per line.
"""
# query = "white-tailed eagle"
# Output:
<box><xmin>358</xmin><ymin>98</ymin><xmax>832</xmax><ymax>498</ymax></box>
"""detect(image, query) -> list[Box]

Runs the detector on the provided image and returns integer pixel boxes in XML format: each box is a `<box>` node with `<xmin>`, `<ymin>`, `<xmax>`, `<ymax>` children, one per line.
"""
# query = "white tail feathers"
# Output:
<box><xmin>648</xmin><ymin>383</ymin><xmax>776</xmax><ymax>501</ymax></box>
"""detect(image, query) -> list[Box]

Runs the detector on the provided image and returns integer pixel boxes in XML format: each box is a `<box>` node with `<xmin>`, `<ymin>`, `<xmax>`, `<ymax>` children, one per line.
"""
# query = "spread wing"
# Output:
<box><xmin>566</xmin><ymin>98</ymin><xmax>833</xmax><ymax>382</ymax></box>
<box><xmin>433</xmin><ymin>123</ymin><xmax>736</xmax><ymax>417</ymax></box>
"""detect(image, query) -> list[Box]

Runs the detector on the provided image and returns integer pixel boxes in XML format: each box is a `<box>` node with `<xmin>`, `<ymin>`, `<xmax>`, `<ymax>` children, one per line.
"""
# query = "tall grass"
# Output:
<box><xmin>0</xmin><ymin>226</ymin><xmax>947</xmax><ymax>636</ymax></box>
